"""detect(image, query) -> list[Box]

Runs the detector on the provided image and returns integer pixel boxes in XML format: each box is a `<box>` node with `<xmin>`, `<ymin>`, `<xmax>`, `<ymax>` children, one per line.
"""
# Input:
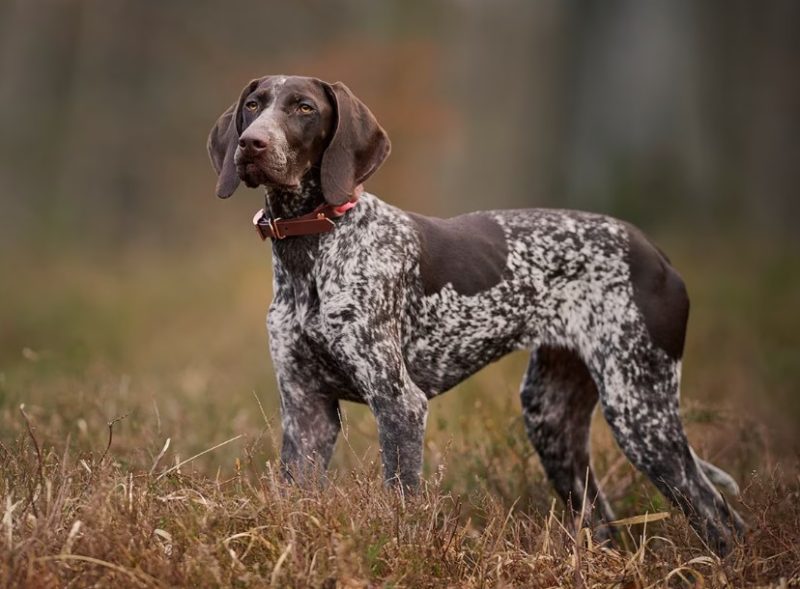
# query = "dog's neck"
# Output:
<box><xmin>264</xmin><ymin>170</ymin><xmax>325</xmax><ymax>220</ymax></box>
<box><xmin>264</xmin><ymin>170</ymin><xmax>325</xmax><ymax>277</ymax></box>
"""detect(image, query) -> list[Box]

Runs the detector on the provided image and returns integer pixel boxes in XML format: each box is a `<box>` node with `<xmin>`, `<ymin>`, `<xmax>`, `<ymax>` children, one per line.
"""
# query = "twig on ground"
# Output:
<box><xmin>156</xmin><ymin>434</ymin><xmax>244</xmax><ymax>481</ymax></box>
<box><xmin>149</xmin><ymin>438</ymin><xmax>171</xmax><ymax>476</ymax></box>
<box><xmin>99</xmin><ymin>414</ymin><xmax>129</xmax><ymax>465</ymax></box>
<box><xmin>19</xmin><ymin>404</ymin><xmax>43</xmax><ymax>517</ymax></box>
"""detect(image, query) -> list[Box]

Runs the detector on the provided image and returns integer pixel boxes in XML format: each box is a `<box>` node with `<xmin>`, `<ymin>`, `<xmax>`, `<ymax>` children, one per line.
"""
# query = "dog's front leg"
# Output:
<box><xmin>278</xmin><ymin>387</ymin><xmax>341</xmax><ymax>484</ymax></box>
<box><xmin>332</xmin><ymin>321</ymin><xmax>428</xmax><ymax>490</ymax></box>
<box><xmin>269</xmin><ymin>306</ymin><xmax>342</xmax><ymax>484</ymax></box>
<box><xmin>368</xmin><ymin>379</ymin><xmax>428</xmax><ymax>491</ymax></box>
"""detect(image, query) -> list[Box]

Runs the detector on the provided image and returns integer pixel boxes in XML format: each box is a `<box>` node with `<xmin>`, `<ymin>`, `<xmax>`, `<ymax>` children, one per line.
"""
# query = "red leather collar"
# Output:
<box><xmin>253</xmin><ymin>194</ymin><xmax>359</xmax><ymax>241</ymax></box>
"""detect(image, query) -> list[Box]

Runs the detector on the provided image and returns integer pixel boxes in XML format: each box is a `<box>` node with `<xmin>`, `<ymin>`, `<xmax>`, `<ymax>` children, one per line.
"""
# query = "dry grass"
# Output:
<box><xmin>1</xmin><ymin>233</ymin><xmax>799</xmax><ymax>587</ymax></box>
<box><xmin>0</xmin><ymin>412</ymin><xmax>799</xmax><ymax>588</ymax></box>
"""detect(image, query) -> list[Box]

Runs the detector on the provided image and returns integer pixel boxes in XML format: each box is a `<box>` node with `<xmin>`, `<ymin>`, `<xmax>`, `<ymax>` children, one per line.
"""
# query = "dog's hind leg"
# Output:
<box><xmin>520</xmin><ymin>345</ymin><xmax>616</xmax><ymax>536</ymax></box>
<box><xmin>691</xmin><ymin>449</ymin><xmax>741</xmax><ymax>496</ymax></box>
<box><xmin>596</xmin><ymin>345</ymin><xmax>746</xmax><ymax>554</ymax></box>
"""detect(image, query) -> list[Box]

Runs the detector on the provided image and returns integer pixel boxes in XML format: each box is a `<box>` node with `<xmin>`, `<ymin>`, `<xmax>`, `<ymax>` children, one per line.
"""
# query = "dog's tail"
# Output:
<box><xmin>691</xmin><ymin>448</ymin><xmax>741</xmax><ymax>496</ymax></box>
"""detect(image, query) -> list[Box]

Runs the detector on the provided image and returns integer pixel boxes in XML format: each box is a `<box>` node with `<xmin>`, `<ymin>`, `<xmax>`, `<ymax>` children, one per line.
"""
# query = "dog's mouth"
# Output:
<box><xmin>235</xmin><ymin>155</ymin><xmax>306</xmax><ymax>188</ymax></box>
<box><xmin>237</xmin><ymin>161</ymin><xmax>269</xmax><ymax>188</ymax></box>
<box><xmin>236</xmin><ymin>157</ymin><xmax>300</xmax><ymax>190</ymax></box>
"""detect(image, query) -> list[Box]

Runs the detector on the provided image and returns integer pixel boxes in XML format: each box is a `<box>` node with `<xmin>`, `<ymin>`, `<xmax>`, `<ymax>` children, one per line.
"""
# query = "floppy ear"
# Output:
<box><xmin>207</xmin><ymin>78</ymin><xmax>263</xmax><ymax>199</ymax></box>
<box><xmin>207</xmin><ymin>102</ymin><xmax>240</xmax><ymax>198</ymax></box>
<box><xmin>320</xmin><ymin>82</ymin><xmax>391</xmax><ymax>205</ymax></box>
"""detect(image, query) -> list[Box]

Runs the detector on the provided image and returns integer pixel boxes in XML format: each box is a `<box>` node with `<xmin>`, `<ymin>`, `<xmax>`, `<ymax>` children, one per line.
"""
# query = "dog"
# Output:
<box><xmin>207</xmin><ymin>75</ymin><xmax>745</xmax><ymax>554</ymax></box>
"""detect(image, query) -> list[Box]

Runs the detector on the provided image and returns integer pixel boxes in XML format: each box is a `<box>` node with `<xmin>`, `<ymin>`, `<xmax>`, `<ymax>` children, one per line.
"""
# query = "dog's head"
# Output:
<box><xmin>207</xmin><ymin>76</ymin><xmax>390</xmax><ymax>205</ymax></box>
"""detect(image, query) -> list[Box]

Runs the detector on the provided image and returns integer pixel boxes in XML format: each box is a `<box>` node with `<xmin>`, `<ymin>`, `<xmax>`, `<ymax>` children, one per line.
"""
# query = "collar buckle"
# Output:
<box><xmin>253</xmin><ymin>209</ymin><xmax>269</xmax><ymax>241</ymax></box>
<box><xmin>270</xmin><ymin>217</ymin><xmax>285</xmax><ymax>239</ymax></box>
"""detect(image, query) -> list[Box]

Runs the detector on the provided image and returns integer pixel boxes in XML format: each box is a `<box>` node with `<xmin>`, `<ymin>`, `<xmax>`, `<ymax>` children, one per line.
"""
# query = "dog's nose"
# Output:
<box><xmin>238</xmin><ymin>135</ymin><xmax>267</xmax><ymax>152</ymax></box>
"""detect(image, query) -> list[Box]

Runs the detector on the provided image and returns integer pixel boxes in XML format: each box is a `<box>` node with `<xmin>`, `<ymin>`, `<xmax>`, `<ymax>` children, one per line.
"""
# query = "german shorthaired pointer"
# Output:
<box><xmin>208</xmin><ymin>75</ymin><xmax>745</xmax><ymax>554</ymax></box>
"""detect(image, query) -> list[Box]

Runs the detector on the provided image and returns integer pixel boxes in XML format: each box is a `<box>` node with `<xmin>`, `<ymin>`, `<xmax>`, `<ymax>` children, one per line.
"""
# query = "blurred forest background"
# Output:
<box><xmin>0</xmin><ymin>0</ymin><xmax>798</xmax><ymax>478</ymax></box>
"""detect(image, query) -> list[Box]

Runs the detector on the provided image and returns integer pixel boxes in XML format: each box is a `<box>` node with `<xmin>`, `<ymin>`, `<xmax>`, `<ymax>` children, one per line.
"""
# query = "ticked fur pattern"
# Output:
<box><xmin>264</xmin><ymin>183</ymin><xmax>746</xmax><ymax>555</ymax></box>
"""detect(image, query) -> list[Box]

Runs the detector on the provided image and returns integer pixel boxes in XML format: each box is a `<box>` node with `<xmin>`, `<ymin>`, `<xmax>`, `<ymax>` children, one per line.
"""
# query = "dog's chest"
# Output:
<box><xmin>280</xmin><ymin>278</ymin><xmax>324</xmax><ymax>339</ymax></box>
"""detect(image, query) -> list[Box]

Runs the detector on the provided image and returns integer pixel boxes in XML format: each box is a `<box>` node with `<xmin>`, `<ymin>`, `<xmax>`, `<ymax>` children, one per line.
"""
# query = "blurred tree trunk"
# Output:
<box><xmin>55</xmin><ymin>1</ymin><xmax>158</xmax><ymax>240</ymax></box>
<box><xmin>691</xmin><ymin>0</ymin><xmax>800</xmax><ymax>234</ymax></box>
<box><xmin>739</xmin><ymin>2</ymin><xmax>800</xmax><ymax>232</ymax></box>
<box><xmin>440</xmin><ymin>1</ymin><xmax>567</xmax><ymax>214</ymax></box>
<box><xmin>0</xmin><ymin>0</ymin><xmax>81</xmax><ymax>239</ymax></box>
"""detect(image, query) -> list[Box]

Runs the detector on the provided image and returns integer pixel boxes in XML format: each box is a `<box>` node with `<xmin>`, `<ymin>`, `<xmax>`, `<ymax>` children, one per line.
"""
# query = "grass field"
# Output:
<box><xmin>1</xmin><ymin>232</ymin><xmax>798</xmax><ymax>587</ymax></box>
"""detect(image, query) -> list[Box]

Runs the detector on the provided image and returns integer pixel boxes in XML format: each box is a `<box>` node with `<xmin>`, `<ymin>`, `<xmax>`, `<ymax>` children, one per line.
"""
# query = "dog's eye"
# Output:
<box><xmin>244</xmin><ymin>100</ymin><xmax>259</xmax><ymax>111</ymax></box>
<box><xmin>298</xmin><ymin>103</ymin><xmax>314</xmax><ymax>114</ymax></box>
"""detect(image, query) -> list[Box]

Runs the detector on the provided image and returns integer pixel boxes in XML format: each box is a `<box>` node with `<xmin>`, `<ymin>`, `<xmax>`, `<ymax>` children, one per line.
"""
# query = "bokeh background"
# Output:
<box><xmin>1</xmin><ymin>1</ymin><xmax>798</xmax><ymax>486</ymax></box>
